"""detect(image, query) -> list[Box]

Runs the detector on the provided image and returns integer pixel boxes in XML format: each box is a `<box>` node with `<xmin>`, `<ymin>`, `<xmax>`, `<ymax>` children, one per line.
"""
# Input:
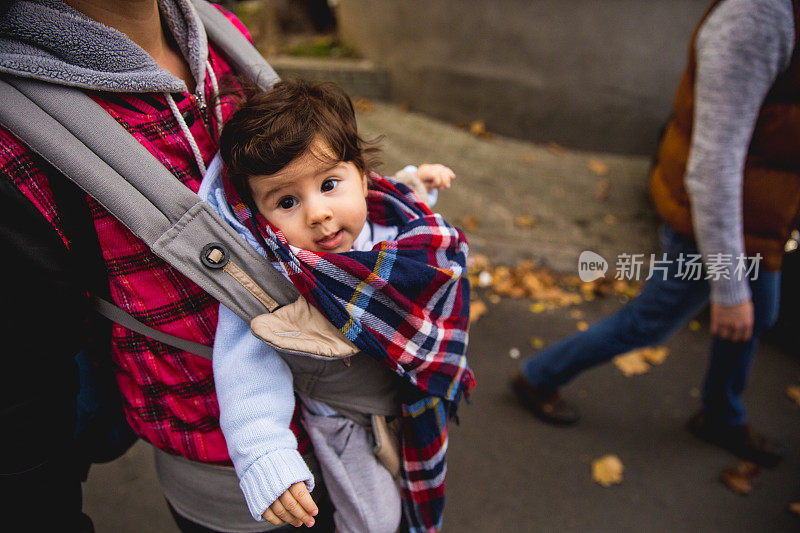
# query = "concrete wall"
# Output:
<box><xmin>337</xmin><ymin>0</ymin><xmax>709</xmax><ymax>155</ymax></box>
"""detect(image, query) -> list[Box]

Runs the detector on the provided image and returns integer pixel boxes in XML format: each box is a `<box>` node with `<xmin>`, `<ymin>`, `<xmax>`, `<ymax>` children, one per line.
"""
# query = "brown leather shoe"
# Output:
<box><xmin>687</xmin><ymin>410</ymin><xmax>783</xmax><ymax>468</ymax></box>
<box><xmin>511</xmin><ymin>371</ymin><xmax>580</xmax><ymax>425</ymax></box>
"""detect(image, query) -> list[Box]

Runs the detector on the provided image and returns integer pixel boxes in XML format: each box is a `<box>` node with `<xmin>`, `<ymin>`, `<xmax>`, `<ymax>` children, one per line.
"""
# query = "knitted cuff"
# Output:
<box><xmin>239</xmin><ymin>448</ymin><xmax>315</xmax><ymax>521</ymax></box>
<box><xmin>709</xmin><ymin>277</ymin><xmax>752</xmax><ymax>306</ymax></box>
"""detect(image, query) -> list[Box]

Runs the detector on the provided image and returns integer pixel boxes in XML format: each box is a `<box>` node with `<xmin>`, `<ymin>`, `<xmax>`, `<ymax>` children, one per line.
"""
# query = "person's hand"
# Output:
<box><xmin>417</xmin><ymin>163</ymin><xmax>455</xmax><ymax>191</ymax></box>
<box><xmin>710</xmin><ymin>300</ymin><xmax>754</xmax><ymax>342</ymax></box>
<box><xmin>262</xmin><ymin>482</ymin><xmax>318</xmax><ymax>528</ymax></box>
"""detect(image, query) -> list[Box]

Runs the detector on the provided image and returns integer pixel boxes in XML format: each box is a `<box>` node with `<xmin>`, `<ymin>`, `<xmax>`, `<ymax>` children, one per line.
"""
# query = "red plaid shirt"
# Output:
<box><xmin>0</xmin><ymin>10</ymin><xmax>305</xmax><ymax>464</ymax></box>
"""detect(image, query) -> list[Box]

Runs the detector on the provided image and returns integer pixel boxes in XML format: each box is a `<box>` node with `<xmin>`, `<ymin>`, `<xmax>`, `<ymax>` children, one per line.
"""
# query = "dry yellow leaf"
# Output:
<box><xmin>470</xmin><ymin>300</ymin><xmax>487</xmax><ymax>324</ymax></box>
<box><xmin>353</xmin><ymin>97</ymin><xmax>374</xmax><ymax>113</ymax></box>
<box><xmin>462</xmin><ymin>215</ymin><xmax>480</xmax><ymax>231</ymax></box>
<box><xmin>591</xmin><ymin>455</ymin><xmax>624</xmax><ymax>487</ymax></box>
<box><xmin>529</xmin><ymin>302</ymin><xmax>547</xmax><ymax>314</ymax></box>
<box><xmin>588</xmin><ymin>159</ymin><xmax>609</xmax><ymax>176</ymax></box>
<box><xmin>689</xmin><ymin>320</ymin><xmax>701</xmax><ymax>332</ymax></box>
<box><xmin>569</xmin><ymin>309</ymin><xmax>584</xmax><ymax>320</ymax></box>
<box><xmin>721</xmin><ymin>462</ymin><xmax>759</xmax><ymax>496</ymax></box>
<box><xmin>398</xmin><ymin>101</ymin><xmax>410</xmax><ymax>112</ymax></box>
<box><xmin>613</xmin><ymin>351</ymin><xmax>650</xmax><ymax>377</ymax></box>
<box><xmin>786</xmin><ymin>385</ymin><xmax>800</xmax><ymax>406</ymax></box>
<box><xmin>521</xmin><ymin>151</ymin><xmax>537</xmax><ymax>163</ymax></box>
<box><xmin>529</xmin><ymin>337</ymin><xmax>544</xmax><ymax>350</ymax></box>
<box><xmin>468</xmin><ymin>254</ymin><xmax>491</xmax><ymax>270</ymax></box>
<box><xmin>469</xmin><ymin>120</ymin><xmax>493</xmax><ymax>139</ymax></box>
<box><xmin>547</xmin><ymin>142</ymin><xmax>565</xmax><ymax>155</ymax></box>
<box><xmin>514</xmin><ymin>215</ymin><xmax>537</xmax><ymax>229</ymax></box>
<box><xmin>604</xmin><ymin>214</ymin><xmax>617</xmax><ymax>225</ymax></box>
<box><xmin>641</xmin><ymin>346</ymin><xmax>669</xmax><ymax>365</ymax></box>
<box><xmin>488</xmin><ymin>294</ymin><xmax>501</xmax><ymax>304</ymax></box>
<box><xmin>576</xmin><ymin>321</ymin><xmax>589</xmax><ymax>331</ymax></box>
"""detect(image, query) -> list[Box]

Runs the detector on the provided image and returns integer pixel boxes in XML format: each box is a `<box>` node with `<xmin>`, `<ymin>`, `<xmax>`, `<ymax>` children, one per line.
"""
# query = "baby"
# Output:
<box><xmin>203</xmin><ymin>79</ymin><xmax>455</xmax><ymax>532</ymax></box>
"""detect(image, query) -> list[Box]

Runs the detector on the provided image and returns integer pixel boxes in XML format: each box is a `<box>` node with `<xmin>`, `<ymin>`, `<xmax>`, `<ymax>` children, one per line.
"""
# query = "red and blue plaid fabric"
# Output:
<box><xmin>0</xmin><ymin>8</ymin><xmax>309</xmax><ymax>464</ymax></box>
<box><xmin>224</xmin><ymin>172</ymin><xmax>475</xmax><ymax>532</ymax></box>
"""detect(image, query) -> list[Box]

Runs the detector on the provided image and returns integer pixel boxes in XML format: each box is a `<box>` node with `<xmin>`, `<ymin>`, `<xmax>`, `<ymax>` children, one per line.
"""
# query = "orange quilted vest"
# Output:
<box><xmin>650</xmin><ymin>0</ymin><xmax>800</xmax><ymax>271</ymax></box>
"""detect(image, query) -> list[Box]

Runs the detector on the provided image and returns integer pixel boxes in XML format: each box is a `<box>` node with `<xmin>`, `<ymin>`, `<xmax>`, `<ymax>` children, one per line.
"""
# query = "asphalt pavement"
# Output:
<box><xmin>83</xmin><ymin>102</ymin><xmax>800</xmax><ymax>532</ymax></box>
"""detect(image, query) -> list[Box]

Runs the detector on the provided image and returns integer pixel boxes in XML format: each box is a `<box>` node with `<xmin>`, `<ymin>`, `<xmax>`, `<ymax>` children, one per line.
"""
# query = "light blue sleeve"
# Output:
<box><xmin>213</xmin><ymin>304</ymin><xmax>314</xmax><ymax>521</ymax></box>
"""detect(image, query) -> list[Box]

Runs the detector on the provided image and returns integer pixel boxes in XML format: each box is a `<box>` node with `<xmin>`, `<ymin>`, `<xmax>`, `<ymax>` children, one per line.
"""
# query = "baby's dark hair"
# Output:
<box><xmin>219</xmin><ymin>78</ymin><xmax>380</xmax><ymax>203</ymax></box>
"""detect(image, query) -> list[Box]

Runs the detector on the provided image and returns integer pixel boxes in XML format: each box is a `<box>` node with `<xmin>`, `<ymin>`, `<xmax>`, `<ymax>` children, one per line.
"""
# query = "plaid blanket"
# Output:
<box><xmin>223</xmin><ymin>172</ymin><xmax>475</xmax><ymax>532</ymax></box>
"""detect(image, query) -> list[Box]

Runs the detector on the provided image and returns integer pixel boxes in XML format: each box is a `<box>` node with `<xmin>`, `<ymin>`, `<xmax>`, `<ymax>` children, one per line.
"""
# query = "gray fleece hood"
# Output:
<box><xmin>0</xmin><ymin>0</ymin><xmax>209</xmax><ymax>93</ymax></box>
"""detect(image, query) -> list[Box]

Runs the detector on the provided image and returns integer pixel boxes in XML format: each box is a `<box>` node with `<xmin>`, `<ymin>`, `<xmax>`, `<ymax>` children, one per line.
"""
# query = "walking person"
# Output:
<box><xmin>513</xmin><ymin>0</ymin><xmax>799</xmax><ymax>468</ymax></box>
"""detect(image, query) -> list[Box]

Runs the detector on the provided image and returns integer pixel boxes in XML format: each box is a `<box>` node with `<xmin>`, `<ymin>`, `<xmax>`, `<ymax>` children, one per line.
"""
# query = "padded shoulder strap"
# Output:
<box><xmin>0</xmin><ymin>77</ymin><xmax>298</xmax><ymax>323</ymax></box>
<box><xmin>192</xmin><ymin>0</ymin><xmax>279</xmax><ymax>90</ymax></box>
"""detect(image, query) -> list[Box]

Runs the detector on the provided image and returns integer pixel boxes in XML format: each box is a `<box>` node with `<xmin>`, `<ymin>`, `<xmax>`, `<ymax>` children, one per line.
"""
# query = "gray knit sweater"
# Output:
<box><xmin>685</xmin><ymin>0</ymin><xmax>794</xmax><ymax>305</ymax></box>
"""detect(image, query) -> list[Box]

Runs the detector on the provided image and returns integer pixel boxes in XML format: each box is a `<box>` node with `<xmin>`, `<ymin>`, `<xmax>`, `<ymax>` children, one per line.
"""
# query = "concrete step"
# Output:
<box><xmin>268</xmin><ymin>55</ymin><xmax>390</xmax><ymax>100</ymax></box>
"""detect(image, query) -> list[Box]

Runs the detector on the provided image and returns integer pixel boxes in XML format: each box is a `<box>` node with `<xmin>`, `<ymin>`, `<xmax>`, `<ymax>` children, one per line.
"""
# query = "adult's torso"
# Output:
<box><xmin>650</xmin><ymin>0</ymin><xmax>800</xmax><ymax>271</ymax></box>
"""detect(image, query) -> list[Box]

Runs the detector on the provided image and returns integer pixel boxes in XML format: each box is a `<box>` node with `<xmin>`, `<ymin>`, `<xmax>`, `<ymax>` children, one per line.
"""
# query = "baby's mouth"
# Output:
<box><xmin>315</xmin><ymin>229</ymin><xmax>344</xmax><ymax>250</ymax></box>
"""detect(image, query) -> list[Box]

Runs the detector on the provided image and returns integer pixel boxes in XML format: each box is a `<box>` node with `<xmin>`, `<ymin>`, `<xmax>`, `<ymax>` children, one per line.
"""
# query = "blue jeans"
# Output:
<box><xmin>522</xmin><ymin>225</ymin><xmax>781</xmax><ymax>426</ymax></box>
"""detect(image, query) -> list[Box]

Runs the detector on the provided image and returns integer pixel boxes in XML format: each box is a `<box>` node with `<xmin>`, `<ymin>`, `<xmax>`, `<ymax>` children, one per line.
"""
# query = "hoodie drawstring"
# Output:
<box><xmin>164</xmin><ymin>60</ymin><xmax>223</xmax><ymax>176</ymax></box>
<box><xmin>165</xmin><ymin>91</ymin><xmax>207</xmax><ymax>175</ymax></box>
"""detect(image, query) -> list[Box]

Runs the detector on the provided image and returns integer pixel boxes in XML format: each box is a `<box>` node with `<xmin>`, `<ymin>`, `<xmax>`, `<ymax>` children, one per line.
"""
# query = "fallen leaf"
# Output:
<box><xmin>612</xmin><ymin>346</ymin><xmax>669</xmax><ymax>376</ymax></box>
<box><xmin>529</xmin><ymin>302</ymin><xmax>547</xmax><ymax>314</ymax></box>
<box><xmin>468</xmin><ymin>254</ymin><xmax>491</xmax><ymax>270</ymax></box>
<box><xmin>576</xmin><ymin>321</ymin><xmax>589</xmax><ymax>331</ymax></box>
<box><xmin>591</xmin><ymin>455</ymin><xmax>624</xmax><ymax>487</ymax></box>
<box><xmin>488</xmin><ymin>294</ymin><xmax>501</xmax><ymax>304</ymax></box>
<box><xmin>462</xmin><ymin>215</ymin><xmax>480</xmax><ymax>231</ymax></box>
<box><xmin>509</xmin><ymin>347</ymin><xmax>521</xmax><ymax>359</ymax></box>
<box><xmin>588</xmin><ymin>159</ymin><xmax>608</xmax><ymax>176</ymax></box>
<box><xmin>470</xmin><ymin>300</ymin><xmax>487</xmax><ymax>324</ymax></box>
<box><xmin>353</xmin><ymin>97</ymin><xmax>374</xmax><ymax>113</ymax></box>
<box><xmin>613</xmin><ymin>351</ymin><xmax>650</xmax><ymax>377</ymax></box>
<box><xmin>596</xmin><ymin>178</ymin><xmax>610</xmax><ymax>201</ymax></box>
<box><xmin>689</xmin><ymin>320</ymin><xmax>701</xmax><ymax>332</ymax></box>
<box><xmin>529</xmin><ymin>337</ymin><xmax>544</xmax><ymax>350</ymax></box>
<box><xmin>569</xmin><ymin>309</ymin><xmax>584</xmax><ymax>320</ymax></box>
<box><xmin>514</xmin><ymin>215</ymin><xmax>537</xmax><ymax>229</ymax></box>
<box><xmin>640</xmin><ymin>346</ymin><xmax>669</xmax><ymax>365</ymax></box>
<box><xmin>603</xmin><ymin>214</ymin><xmax>617</xmax><ymax>225</ymax></box>
<box><xmin>547</xmin><ymin>142</ymin><xmax>565</xmax><ymax>155</ymax></box>
<box><xmin>789</xmin><ymin>502</ymin><xmax>800</xmax><ymax>516</ymax></box>
<box><xmin>398</xmin><ymin>101</ymin><xmax>410</xmax><ymax>112</ymax></box>
<box><xmin>521</xmin><ymin>151</ymin><xmax>537</xmax><ymax>163</ymax></box>
<box><xmin>787</xmin><ymin>385</ymin><xmax>800</xmax><ymax>406</ymax></box>
<box><xmin>469</xmin><ymin>120</ymin><xmax>493</xmax><ymax>139</ymax></box>
<box><xmin>721</xmin><ymin>462</ymin><xmax>759</xmax><ymax>496</ymax></box>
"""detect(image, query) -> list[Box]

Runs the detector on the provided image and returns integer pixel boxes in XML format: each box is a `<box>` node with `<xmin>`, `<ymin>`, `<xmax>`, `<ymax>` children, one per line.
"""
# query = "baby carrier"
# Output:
<box><xmin>0</xmin><ymin>2</ymin><xmax>472</xmax><ymax>530</ymax></box>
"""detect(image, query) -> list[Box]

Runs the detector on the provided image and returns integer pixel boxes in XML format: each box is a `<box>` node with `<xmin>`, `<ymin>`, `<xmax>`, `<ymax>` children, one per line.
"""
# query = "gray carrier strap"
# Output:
<box><xmin>92</xmin><ymin>297</ymin><xmax>213</xmax><ymax>359</ymax></box>
<box><xmin>191</xmin><ymin>0</ymin><xmax>279</xmax><ymax>91</ymax></box>
<box><xmin>0</xmin><ymin>76</ymin><xmax>297</xmax><ymax>324</ymax></box>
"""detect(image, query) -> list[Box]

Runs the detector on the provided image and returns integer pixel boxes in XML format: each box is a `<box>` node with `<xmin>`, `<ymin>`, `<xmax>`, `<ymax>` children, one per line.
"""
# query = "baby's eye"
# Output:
<box><xmin>278</xmin><ymin>197</ymin><xmax>296</xmax><ymax>210</ymax></box>
<box><xmin>321</xmin><ymin>178</ymin><xmax>339</xmax><ymax>192</ymax></box>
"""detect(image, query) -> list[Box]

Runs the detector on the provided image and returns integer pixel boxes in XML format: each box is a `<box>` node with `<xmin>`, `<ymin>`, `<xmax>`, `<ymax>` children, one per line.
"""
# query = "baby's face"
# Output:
<box><xmin>248</xmin><ymin>146</ymin><xmax>368</xmax><ymax>254</ymax></box>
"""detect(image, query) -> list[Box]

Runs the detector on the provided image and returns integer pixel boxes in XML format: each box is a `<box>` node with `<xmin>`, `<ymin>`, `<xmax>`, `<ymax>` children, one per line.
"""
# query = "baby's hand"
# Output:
<box><xmin>262</xmin><ymin>482</ymin><xmax>318</xmax><ymax>528</ymax></box>
<box><xmin>418</xmin><ymin>163</ymin><xmax>456</xmax><ymax>191</ymax></box>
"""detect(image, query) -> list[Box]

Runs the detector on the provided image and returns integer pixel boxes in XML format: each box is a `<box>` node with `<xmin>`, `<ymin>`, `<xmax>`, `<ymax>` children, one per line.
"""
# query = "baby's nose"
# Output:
<box><xmin>307</xmin><ymin>200</ymin><xmax>333</xmax><ymax>224</ymax></box>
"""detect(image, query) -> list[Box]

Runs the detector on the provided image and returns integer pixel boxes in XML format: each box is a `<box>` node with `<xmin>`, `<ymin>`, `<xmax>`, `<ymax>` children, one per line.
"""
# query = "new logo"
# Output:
<box><xmin>578</xmin><ymin>250</ymin><xmax>608</xmax><ymax>282</ymax></box>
